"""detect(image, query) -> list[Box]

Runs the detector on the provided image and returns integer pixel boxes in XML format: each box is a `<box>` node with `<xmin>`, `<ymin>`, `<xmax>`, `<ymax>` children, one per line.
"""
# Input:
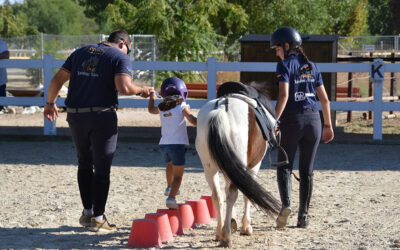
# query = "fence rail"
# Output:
<box><xmin>0</xmin><ymin>56</ymin><xmax>399</xmax><ymax>140</ymax></box>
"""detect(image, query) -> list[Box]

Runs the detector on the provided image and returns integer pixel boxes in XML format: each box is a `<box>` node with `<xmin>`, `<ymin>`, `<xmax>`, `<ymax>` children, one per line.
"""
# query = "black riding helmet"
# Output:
<box><xmin>271</xmin><ymin>27</ymin><xmax>302</xmax><ymax>50</ymax></box>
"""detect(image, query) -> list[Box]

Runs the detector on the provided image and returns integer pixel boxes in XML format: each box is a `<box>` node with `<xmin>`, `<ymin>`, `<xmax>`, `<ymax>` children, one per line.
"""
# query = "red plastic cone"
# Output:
<box><xmin>145</xmin><ymin>213</ymin><xmax>173</xmax><ymax>242</ymax></box>
<box><xmin>156</xmin><ymin>208</ymin><xmax>184</xmax><ymax>235</ymax></box>
<box><xmin>177</xmin><ymin>203</ymin><xmax>196</xmax><ymax>229</ymax></box>
<box><xmin>128</xmin><ymin>219</ymin><xmax>162</xmax><ymax>248</ymax></box>
<box><xmin>186</xmin><ymin>199</ymin><xmax>211</xmax><ymax>225</ymax></box>
<box><xmin>200</xmin><ymin>195</ymin><xmax>218</xmax><ymax>218</ymax></box>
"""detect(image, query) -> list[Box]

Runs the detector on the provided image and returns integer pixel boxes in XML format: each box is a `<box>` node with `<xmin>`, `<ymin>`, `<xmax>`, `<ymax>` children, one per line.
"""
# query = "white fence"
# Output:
<box><xmin>0</xmin><ymin>56</ymin><xmax>399</xmax><ymax>140</ymax></box>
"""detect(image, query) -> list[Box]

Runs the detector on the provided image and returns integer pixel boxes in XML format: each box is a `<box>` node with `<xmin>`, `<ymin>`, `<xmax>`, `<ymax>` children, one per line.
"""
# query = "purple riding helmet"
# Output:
<box><xmin>160</xmin><ymin>77</ymin><xmax>188</xmax><ymax>101</ymax></box>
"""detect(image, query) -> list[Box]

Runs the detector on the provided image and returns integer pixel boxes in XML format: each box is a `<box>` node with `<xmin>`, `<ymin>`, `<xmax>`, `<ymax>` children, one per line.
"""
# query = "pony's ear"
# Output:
<box><xmin>248</xmin><ymin>81</ymin><xmax>271</xmax><ymax>98</ymax></box>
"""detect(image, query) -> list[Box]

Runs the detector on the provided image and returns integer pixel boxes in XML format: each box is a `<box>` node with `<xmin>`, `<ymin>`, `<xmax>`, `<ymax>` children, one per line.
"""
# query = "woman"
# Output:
<box><xmin>271</xmin><ymin>27</ymin><xmax>334</xmax><ymax>229</ymax></box>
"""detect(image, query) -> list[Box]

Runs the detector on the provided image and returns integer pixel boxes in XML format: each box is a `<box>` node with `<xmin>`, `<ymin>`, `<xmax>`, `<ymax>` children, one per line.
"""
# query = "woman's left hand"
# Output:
<box><xmin>322</xmin><ymin>126</ymin><xmax>334</xmax><ymax>143</ymax></box>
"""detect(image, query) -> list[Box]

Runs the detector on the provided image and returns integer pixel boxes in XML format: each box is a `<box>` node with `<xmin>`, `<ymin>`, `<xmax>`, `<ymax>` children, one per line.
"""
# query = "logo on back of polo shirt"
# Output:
<box><xmin>78</xmin><ymin>57</ymin><xmax>100</xmax><ymax>77</ymax></box>
<box><xmin>83</xmin><ymin>57</ymin><xmax>99</xmax><ymax>72</ymax></box>
<box><xmin>88</xmin><ymin>47</ymin><xmax>104</xmax><ymax>55</ymax></box>
<box><xmin>295</xmin><ymin>92</ymin><xmax>315</xmax><ymax>102</ymax></box>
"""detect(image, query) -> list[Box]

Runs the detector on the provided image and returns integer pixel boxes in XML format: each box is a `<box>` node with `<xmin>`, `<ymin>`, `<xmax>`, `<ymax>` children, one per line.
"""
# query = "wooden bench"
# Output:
<box><xmin>7</xmin><ymin>88</ymin><xmax>43</xmax><ymax>97</ymax></box>
<box><xmin>336</xmin><ymin>86</ymin><xmax>361</xmax><ymax>98</ymax></box>
<box><xmin>186</xmin><ymin>82</ymin><xmax>222</xmax><ymax>98</ymax></box>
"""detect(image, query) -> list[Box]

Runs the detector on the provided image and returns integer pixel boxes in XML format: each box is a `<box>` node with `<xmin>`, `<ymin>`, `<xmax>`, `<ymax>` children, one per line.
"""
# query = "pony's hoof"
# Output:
<box><xmin>214</xmin><ymin>235</ymin><xmax>222</xmax><ymax>241</ymax></box>
<box><xmin>219</xmin><ymin>239</ymin><xmax>232</xmax><ymax>248</ymax></box>
<box><xmin>231</xmin><ymin>218</ymin><xmax>237</xmax><ymax>232</ymax></box>
<box><xmin>240</xmin><ymin>226</ymin><xmax>253</xmax><ymax>236</ymax></box>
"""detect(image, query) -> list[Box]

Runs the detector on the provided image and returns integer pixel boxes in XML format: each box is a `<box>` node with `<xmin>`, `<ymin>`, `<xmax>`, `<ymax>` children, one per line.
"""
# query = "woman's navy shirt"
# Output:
<box><xmin>62</xmin><ymin>42</ymin><xmax>133</xmax><ymax>108</ymax></box>
<box><xmin>275</xmin><ymin>53</ymin><xmax>323</xmax><ymax>111</ymax></box>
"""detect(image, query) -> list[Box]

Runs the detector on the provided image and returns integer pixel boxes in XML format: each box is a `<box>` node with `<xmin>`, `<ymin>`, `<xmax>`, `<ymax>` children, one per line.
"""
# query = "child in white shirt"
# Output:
<box><xmin>148</xmin><ymin>77</ymin><xmax>197</xmax><ymax>209</ymax></box>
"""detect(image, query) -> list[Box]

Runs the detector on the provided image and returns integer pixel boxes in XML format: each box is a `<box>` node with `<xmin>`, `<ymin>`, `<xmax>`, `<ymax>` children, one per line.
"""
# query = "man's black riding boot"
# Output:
<box><xmin>276</xmin><ymin>168</ymin><xmax>292</xmax><ymax>229</ymax></box>
<box><xmin>297</xmin><ymin>174</ymin><xmax>313</xmax><ymax>228</ymax></box>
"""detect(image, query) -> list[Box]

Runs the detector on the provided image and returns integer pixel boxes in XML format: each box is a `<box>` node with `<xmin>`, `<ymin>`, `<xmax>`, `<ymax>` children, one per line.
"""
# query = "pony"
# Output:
<box><xmin>195</xmin><ymin>81</ymin><xmax>281</xmax><ymax>247</ymax></box>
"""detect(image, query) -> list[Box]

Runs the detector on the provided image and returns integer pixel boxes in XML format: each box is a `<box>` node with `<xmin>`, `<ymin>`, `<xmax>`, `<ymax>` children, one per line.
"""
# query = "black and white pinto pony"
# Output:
<box><xmin>195</xmin><ymin>82</ymin><xmax>281</xmax><ymax>247</ymax></box>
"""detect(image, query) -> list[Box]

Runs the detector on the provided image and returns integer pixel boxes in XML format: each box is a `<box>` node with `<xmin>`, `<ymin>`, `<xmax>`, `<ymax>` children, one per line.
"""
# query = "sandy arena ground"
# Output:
<box><xmin>0</xmin><ymin>108</ymin><xmax>399</xmax><ymax>249</ymax></box>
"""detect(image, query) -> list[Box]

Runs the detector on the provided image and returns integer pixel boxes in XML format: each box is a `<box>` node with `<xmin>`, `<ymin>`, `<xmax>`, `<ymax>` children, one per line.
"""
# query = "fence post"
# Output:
<box><xmin>207</xmin><ymin>57</ymin><xmax>217</xmax><ymax>100</ymax></box>
<box><xmin>43</xmin><ymin>55</ymin><xmax>56</xmax><ymax>135</ymax></box>
<box><xmin>371</xmin><ymin>58</ymin><xmax>384</xmax><ymax>140</ymax></box>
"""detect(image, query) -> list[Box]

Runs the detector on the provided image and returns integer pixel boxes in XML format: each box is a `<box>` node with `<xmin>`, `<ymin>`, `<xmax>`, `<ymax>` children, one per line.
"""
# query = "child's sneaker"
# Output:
<box><xmin>166</xmin><ymin>197</ymin><xmax>178</xmax><ymax>209</ymax></box>
<box><xmin>164</xmin><ymin>187</ymin><xmax>171</xmax><ymax>196</ymax></box>
<box><xmin>164</xmin><ymin>187</ymin><xmax>180</xmax><ymax>196</ymax></box>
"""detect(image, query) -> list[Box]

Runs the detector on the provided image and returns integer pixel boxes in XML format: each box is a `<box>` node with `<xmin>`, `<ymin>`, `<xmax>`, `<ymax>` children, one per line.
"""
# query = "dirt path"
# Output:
<box><xmin>0</xmin><ymin>139</ymin><xmax>399</xmax><ymax>249</ymax></box>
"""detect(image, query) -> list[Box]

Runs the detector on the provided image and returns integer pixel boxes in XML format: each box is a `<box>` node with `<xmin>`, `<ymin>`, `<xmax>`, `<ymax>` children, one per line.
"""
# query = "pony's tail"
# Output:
<box><xmin>207</xmin><ymin>109</ymin><xmax>280</xmax><ymax>216</ymax></box>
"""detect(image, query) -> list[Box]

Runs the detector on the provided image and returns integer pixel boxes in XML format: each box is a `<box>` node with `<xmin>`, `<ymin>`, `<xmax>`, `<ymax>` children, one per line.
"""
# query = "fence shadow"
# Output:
<box><xmin>0</xmin><ymin>126</ymin><xmax>399</xmax><ymax>171</ymax></box>
<box><xmin>0</xmin><ymin>226</ymin><xmax>131</xmax><ymax>249</ymax></box>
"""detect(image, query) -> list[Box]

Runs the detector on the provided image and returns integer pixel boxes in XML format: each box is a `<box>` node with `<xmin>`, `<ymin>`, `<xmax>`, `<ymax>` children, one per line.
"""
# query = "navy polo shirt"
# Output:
<box><xmin>63</xmin><ymin>42</ymin><xmax>133</xmax><ymax>108</ymax></box>
<box><xmin>275</xmin><ymin>53</ymin><xmax>323</xmax><ymax>111</ymax></box>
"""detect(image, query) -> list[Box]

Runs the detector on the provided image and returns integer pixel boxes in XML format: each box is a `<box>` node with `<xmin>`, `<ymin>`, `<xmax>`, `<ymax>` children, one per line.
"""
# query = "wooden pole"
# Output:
<box><xmin>368</xmin><ymin>52</ymin><xmax>374</xmax><ymax>120</ymax></box>
<box><xmin>390</xmin><ymin>52</ymin><xmax>396</xmax><ymax>115</ymax></box>
<box><xmin>347</xmin><ymin>53</ymin><xmax>353</xmax><ymax>122</ymax></box>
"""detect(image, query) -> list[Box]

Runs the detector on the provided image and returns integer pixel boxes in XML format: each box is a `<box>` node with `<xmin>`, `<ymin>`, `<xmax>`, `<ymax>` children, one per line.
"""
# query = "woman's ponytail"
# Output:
<box><xmin>297</xmin><ymin>46</ymin><xmax>313</xmax><ymax>72</ymax></box>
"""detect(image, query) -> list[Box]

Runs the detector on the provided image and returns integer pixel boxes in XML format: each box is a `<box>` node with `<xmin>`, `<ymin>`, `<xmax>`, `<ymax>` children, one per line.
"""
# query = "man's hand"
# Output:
<box><xmin>44</xmin><ymin>103</ymin><xmax>58</xmax><ymax>121</ymax></box>
<box><xmin>141</xmin><ymin>86</ymin><xmax>154</xmax><ymax>98</ymax></box>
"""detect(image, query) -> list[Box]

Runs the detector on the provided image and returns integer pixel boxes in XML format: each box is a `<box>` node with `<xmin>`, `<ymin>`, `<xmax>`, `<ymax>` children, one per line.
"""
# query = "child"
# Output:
<box><xmin>148</xmin><ymin>77</ymin><xmax>197</xmax><ymax>209</ymax></box>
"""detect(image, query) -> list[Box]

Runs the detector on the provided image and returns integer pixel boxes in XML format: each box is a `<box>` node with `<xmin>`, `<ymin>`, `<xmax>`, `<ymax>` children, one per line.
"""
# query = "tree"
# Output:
<box><xmin>209</xmin><ymin>1</ymin><xmax>248</xmax><ymax>61</ymax></box>
<box><xmin>13</xmin><ymin>0</ymin><xmax>100</xmax><ymax>35</ymax></box>
<box><xmin>209</xmin><ymin>0</ymin><xmax>368</xmax><ymax>61</ymax></box>
<box><xmin>75</xmin><ymin>0</ymin><xmax>370</xmax><ymax>84</ymax></box>
<box><xmin>338</xmin><ymin>0</ymin><xmax>368</xmax><ymax>36</ymax></box>
<box><xmin>368</xmin><ymin>0</ymin><xmax>396</xmax><ymax>35</ymax></box>
<box><xmin>389</xmin><ymin>0</ymin><xmax>400</xmax><ymax>34</ymax></box>
<box><xmin>0</xmin><ymin>5</ymin><xmax>38</xmax><ymax>37</ymax></box>
<box><xmin>76</xmin><ymin>0</ymin><xmax>113</xmax><ymax>31</ymax></box>
<box><xmin>102</xmin><ymin>0</ymin><xmax>225</xmax><ymax>81</ymax></box>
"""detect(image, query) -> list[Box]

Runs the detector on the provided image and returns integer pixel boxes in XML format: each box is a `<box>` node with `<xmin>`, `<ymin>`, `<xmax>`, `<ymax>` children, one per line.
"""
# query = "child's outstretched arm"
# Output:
<box><xmin>148</xmin><ymin>91</ymin><xmax>160</xmax><ymax>114</ymax></box>
<box><xmin>182</xmin><ymin>106</ymin><xmax>197</xmax><ymax>126</ymax></box>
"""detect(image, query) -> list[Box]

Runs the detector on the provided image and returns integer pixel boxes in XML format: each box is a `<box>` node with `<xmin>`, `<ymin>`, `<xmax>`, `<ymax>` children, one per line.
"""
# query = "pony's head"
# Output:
<box><xmin>248</xmin><ymin>81</ymin><xmax>272</xmax><ymax>98</ymax></box>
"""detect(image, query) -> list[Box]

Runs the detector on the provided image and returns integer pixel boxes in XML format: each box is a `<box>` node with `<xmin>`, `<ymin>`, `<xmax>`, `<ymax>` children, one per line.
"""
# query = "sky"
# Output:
<box><xmin>0</xmin><ymin>0</ymin><xmax>23</xmax><ymax>5</ymax></box>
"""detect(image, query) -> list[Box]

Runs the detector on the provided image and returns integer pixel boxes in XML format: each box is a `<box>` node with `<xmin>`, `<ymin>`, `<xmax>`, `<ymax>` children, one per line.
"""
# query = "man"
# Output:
<box><xmin>44</xmin><ymin>30</ymin><xmax>153</xmax><ymax>232</ymax></box>
<box><xmin>0</xmin><ymin>39</ymin><xmax>9</xmax><ymax>114</ymax></box>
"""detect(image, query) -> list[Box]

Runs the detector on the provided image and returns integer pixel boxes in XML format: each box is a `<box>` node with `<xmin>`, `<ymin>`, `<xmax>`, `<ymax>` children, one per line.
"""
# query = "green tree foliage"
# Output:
<box><xmin>103</xmin><ymin>0</ymin><xmax>226</xmax><ymax>81</ymax></box>
<box><xmin>208</xmin><ymin>1</ymin><xmax>248</xmax><ymax>61</ymax></box>
<box><xmin>338</xmin><ymin>0</ymin><xmax>368</xmax><ymax>36</ymax></box>
<box><xmin>0</xmin><ymin>5</ymin><xmax>38</xmax><ymax>37</ymax></box>
<box><xmin>75</xmin><ymin>0</ymin><xmax>369</xmax><ymax>83</ymax></box>
<box><xmin>233</xmin><ymin>0</ymin><xmax>367</xmax><ymax>36</ymax></box>
<box><xmin>210</xmin><ymin>0</ymin><xmax>367</xmax><ymax>60</ymax></box>
<box><xmin>13</xmin><ymin>0</ymin><xmax>100</xmax><ymax>35</ymax></box>
<box><xmin>389</xmin><ymin>0</ymin><xmax>400</xmax><ymax>34</ymax></box>
<box><xmin>368</xmin><ymin>0</ymin><xmax>396</xmax><ymax>35</ymax></box>
<box><xmin>76</xmin><ymin>0</ymin><xmax>113</xmax><ymax>32</ymax></box>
